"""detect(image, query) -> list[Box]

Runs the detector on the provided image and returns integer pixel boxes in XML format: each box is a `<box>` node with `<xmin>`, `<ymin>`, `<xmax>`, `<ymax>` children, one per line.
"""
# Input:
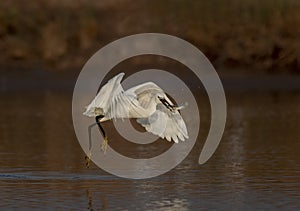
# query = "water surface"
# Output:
<box><xmin>0</xmin><ymin>77</ymin><xmax>300</xmax><ymax>210</ymax></box>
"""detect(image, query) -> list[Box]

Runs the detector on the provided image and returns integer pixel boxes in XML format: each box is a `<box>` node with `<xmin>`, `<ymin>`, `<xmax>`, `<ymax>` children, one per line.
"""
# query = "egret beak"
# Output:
<box><xmin>173</xmin><ymin>102</ymin><xmax>188</xmax><ymax>111</ymax></box>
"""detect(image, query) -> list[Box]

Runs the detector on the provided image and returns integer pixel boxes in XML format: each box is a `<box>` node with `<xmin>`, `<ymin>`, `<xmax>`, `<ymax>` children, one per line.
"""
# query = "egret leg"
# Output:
<box><xmin>85</xmin><ymin>151</ymin><xmax>92</xmax><ymax>168</ymax></box>
<box><xmin>85</xmin><ymin>122</ymin><xmax>97</xmax><ymax>168</ymax></box>
<box><xmin>95</xmin><ymin>115</ymin><xmax>108</xmax><ymax>154</ymax></box>
<box><xmin>84</xmin><ymin>115</ymin><xmax>108</xmax><ymax>168</ymax></box>
<box><xmin>101</xmin><ymin>135</ymin><xmax>108</xmax><ymax>154</ymax></box>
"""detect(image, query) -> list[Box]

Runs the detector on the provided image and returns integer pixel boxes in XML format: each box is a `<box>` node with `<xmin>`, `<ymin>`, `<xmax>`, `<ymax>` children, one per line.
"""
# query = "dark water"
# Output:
<box><xmin>0</xmin><ymin>77</ymin><xmax>300</xmax><ymax>210</ymax></box>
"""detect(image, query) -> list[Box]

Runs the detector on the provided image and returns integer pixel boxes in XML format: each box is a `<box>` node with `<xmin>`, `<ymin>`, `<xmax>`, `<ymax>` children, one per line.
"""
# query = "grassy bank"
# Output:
<box><xmin>0</xmin><ymin>0</ymin><xmax>299</xmax><ymax>73</ymax></box>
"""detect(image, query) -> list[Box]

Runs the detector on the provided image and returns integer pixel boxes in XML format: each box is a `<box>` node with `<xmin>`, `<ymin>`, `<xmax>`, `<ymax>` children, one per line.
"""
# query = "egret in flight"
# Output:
<box><xmin>83</xmin><ymin>72</ymin><xmax>188</xmax><ymax>167</ymax></box>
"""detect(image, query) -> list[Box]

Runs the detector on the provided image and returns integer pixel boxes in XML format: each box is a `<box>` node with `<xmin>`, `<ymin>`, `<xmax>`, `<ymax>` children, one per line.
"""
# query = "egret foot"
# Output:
<box><xmin>85</xmin><ymin>151</ymin><xmax>92</xmax><ymax>168</ymax></box>
<box><xmin>101</xmin><ymin>136</ymin><xmax>108</xmax><ymax>154</ymax></box>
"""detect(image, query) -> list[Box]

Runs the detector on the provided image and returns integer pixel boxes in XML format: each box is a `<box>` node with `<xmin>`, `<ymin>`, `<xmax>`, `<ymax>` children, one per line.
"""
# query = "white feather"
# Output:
<box><xmin>83</xmin><ymin>72</ymin><xmax>189</xmax><ymax>143</ymax></box>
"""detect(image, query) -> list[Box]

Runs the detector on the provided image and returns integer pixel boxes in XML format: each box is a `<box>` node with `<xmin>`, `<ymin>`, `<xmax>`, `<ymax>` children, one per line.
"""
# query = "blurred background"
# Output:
<box><xmin>0</xmin><ymin>0</ymin><xmax>300</xmax><ymax>210</ymax></box>
<box><xmin>0</xmin><ymin>0</ymin><xmax>299</xmax><ymax>73</ymax></box>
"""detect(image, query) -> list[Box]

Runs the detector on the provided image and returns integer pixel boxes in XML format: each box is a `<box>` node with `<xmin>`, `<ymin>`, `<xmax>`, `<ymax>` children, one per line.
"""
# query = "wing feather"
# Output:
<box><xmin>84</xmin><ymin>78</ymin><xmax>165</xmax><ymax>119</ymax></box>
<box><xmin>137</xmin><ymin>101</ymin><xmax>189</xmax><ymax>143</ymax></box>
<box><xmin>84</xmin><ymin>73</ymin><xmax>189</xmax><ymax>143</ymax></box>
<box><xmin>127</xmin><ymin>82</ymin><xmax>165</xmax><ymax>110</ymax></box>
<box><xmin>83</xmin><ymin>72</ymin><xmax>125</xmax><ymax>117</ymax></box>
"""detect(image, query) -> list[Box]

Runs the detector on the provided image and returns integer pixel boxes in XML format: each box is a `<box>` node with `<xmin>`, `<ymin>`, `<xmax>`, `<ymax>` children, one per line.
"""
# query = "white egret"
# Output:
<box><xmin>83</xmin><ymin>72</ymin><xmax>188</xmax><ymax>167</ymax></box>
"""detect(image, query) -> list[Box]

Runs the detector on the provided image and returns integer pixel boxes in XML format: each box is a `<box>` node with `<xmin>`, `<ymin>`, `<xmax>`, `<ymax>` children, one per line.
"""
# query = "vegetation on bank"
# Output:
<box><xmin>0</xmin><ymin>0</ymin><xmax>299</xmax><ymax>73</ymax></box>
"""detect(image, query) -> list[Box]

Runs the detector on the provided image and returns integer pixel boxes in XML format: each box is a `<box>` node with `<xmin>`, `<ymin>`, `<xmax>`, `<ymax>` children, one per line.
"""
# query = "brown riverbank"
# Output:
<box><xmin>0</xmin><ymin>0</ymin><xmax>299</xmax><ymax>73</ymax></box>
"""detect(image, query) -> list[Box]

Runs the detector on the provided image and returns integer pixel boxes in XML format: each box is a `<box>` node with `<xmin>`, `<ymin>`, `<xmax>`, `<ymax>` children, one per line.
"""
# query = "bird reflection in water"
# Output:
<box><xmin>86</xmin><ymin>189</ymin><xmax>108</xmax><ymax>210</ymax></box>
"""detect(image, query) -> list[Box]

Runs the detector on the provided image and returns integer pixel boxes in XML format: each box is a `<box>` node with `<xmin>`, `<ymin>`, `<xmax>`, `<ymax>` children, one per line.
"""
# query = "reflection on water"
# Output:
<box><xmin>0</xmin><ymin>91</ymin><xmax>300</xmax><ymax>210</ymax></box>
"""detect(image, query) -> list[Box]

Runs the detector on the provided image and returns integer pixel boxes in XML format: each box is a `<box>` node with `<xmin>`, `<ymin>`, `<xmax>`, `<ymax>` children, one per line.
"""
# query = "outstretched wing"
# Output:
<box><xmin>137</xmin><ymin>99</ymin><xmax>189</xmax><ymax>143</ymax></box>
<box><xmin>83</xmin><ymin>72</ymin><xmax>129</xmax><ymax>118</ymax></box>
<box><xmin>83</xmin><ymin>73</ymin><xmax>189</xmax><ymax>143</ymax></box>
<box><xmin>83</xmin><ymin>74</ymin><xmax>164</xmax><ymax>119</ymax></box>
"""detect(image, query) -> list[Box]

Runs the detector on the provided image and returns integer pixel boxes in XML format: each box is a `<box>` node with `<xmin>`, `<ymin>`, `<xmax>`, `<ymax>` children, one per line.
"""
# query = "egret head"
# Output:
<box><xmin>157</xmin><ymin>95</ymin><xmax>165</xmax><ymax>103</ymax></box>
